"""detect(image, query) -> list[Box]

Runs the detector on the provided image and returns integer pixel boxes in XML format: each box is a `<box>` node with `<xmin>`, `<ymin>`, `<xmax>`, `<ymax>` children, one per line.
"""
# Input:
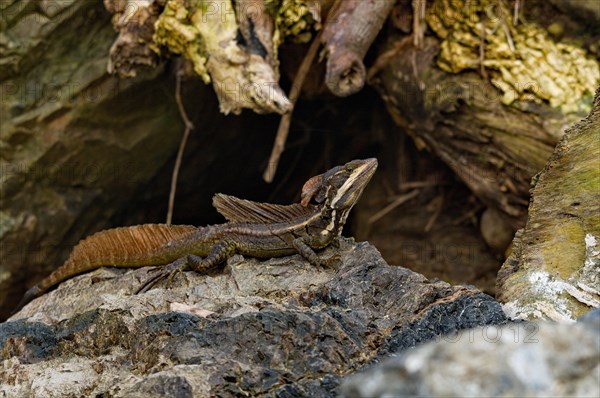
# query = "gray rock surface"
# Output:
<box><xmin>341</xmin><ymin>309</ymin><xmax>600</xmax><ymax>398</ymax></box>
<box><xmin>1</xmin><ymin>241</ymin><xmax>506</xmax><ymax>397</ymax></box>
<box><xmin>0</xmin><ymin>0</ymin><xmax>183</xmax><ymax>317</ymax></box>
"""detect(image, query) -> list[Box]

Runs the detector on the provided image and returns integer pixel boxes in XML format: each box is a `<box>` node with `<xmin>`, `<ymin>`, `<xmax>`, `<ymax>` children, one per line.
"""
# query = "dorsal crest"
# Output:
<box><xmin>213</xmin><ymin>194</ymin><xmax>316</xmax><ymax>224</ymax></box>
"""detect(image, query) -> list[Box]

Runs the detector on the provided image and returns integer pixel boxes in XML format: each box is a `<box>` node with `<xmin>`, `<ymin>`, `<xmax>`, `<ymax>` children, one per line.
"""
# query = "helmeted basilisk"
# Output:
<box><xmin>14</xmin><ymin>158</ymin><xmax>377</xmax><ymax>313</ymax></box>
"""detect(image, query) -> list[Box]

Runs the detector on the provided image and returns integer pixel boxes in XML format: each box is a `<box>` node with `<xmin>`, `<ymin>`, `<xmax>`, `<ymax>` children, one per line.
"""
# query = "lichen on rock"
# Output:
<box><xmin>496</xmin><ymin>88</ymin><xmax>600</xmax><ymax>321</ymax></box>
<box><xmin>426</xmin><ymin>0</ymin><xmax>599</xmax><ymax>114</ymax></box>
<box><xmin>579</xmin><ymin>233</ymin><xmax>600</xmax><ymax>296</ymax></box>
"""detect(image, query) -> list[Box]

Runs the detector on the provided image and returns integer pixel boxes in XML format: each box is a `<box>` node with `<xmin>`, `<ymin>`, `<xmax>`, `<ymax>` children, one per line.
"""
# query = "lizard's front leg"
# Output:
<box><xmin>293</xmin><ymin>238</ymin><xmax>342</xmax><ymax>268</ymax></box>
<box><xmin>136</xmin><ymin>242</ymin><xmax>237</xmax><ymax>293</ymax></box>
<box><xmin>187</xmin><ymin>241</ymin><xmax>237</xmax><ymax>272</ymax></box>
<box><xmin>292</xmin><ymin>238</ymin><xmax>322</xmax><ymax>267</ymax></box>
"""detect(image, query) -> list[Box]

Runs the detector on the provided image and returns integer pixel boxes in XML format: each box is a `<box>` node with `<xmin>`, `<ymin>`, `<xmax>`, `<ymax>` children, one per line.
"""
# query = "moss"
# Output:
<box><xmin>540</xmin><ymin>220</ymin><xmax>585</xmax><ymax>279</ymax></box>
<box><xmin>426</xmin><ymin>0</ymin><xmax>599</xmax><ymax>114</ymax></box>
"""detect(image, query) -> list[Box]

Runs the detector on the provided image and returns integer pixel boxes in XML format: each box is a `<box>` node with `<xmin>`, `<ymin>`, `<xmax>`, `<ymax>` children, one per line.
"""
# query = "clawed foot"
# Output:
<box><xmin>321</xmin><ymin>253</ymin><xmax>342</xmax><ymax>268</ymax></box>
<box><xmin>135</xmin><ymin>259</ymin><xmax>188</xmax><ymax>294</ymax></box>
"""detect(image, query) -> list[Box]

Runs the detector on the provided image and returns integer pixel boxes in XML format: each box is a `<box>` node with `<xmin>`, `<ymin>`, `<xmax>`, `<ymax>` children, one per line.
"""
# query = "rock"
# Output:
<box><xmin>497</xmin><ymin>88</ymin><xmax>600</xmax><ymax>321</ymax></box>
<box><xmin>480</xmin><ymin>207</ymin><xmax>515</xmax><ymax>254</ymax></box>
<box><xmin>0</xmin><ymin>0</ymin><xmax>184</xmax><ymax>318</ymax></box>
<box><xmin>341</xmin><ymin>310</ymin><xmax>600</xmax><ymax>398</ymax></box>
<box><xmin>578</xmin><ymin>307</ymin><xmax>600</xmax><ymax>324</ymax></box>
<box><xmin>1</xmin><ymin>241</ymin><xmax>506</xmax><ymax>396</ymax></box>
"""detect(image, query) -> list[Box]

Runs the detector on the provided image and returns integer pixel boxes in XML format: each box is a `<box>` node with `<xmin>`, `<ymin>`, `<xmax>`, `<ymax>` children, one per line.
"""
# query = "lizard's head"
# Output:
<box><xmin>302</xmin><ymin>158</ymin><xmax>378</xmax><ymax>211</ymax></box>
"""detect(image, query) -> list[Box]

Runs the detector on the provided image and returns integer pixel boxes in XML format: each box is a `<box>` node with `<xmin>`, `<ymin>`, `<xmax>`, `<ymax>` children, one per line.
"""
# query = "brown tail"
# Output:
<box><xmin>13</xmin><ymin>224</ymin><xmax>197</xmax><ymax>314</ymax></box>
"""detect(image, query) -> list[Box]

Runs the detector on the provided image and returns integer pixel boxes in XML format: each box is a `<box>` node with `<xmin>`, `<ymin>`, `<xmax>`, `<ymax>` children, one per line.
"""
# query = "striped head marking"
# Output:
<box><xmin>322</xmin><ymin>158</ymin><xmax>378</xmax><ymax>211</ymax></box>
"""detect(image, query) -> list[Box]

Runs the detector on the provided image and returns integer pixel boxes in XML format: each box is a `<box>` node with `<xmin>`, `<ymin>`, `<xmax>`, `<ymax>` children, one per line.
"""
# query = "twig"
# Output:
<box><xmin>413</xmin><ymin>0</ymin><xmax>426</xmax><ymax>48</ymax></box>
<box><xmin>452</xmin><ymin>203</ymin><xmax>484</xmax><ymax>225</ymax></box>
<box><xmin>411</xmin><ymin>50</ymin><xmax>425</xmax><ymax>90</ymax></box>
<box><xmin>367</xmin><ymin>36</ymin><xmax>411</xmax><ymax>82</ymax></box>
<box><xmin>399</xmin><ymin>180</ymin><xmax>449</xmax><ymax>190</ymax></box>
<box><xmin>266</xmin><ymin>127</ymin><xmax>310</xmax><ymax>202</ymax></box>
<box><xmin>167</xmin><ymin>64</ymin><xmax>195</xmax><ymax>225</ymax></box>
<box><xmin>497</xmin><ymin>0</ymin><xmax>515</xmax><ymax>52</ymax></box>
<box><xmin>368</xmin><ymin>189</ymin><xmax>420</xmax><ymax>225</ymax></box>
<box><xmin>479</xmin><ymin>22</ymin><xmax>488</xmax><ymax>79</ymax></box>
<box><xmin>503</xmin><ymin>176</ymin><xmax>518</xmax><ymax>194</ymax></box>
<box><xmin>424</xmin><ymin>194</ymin><xmax>444</xmax><ymax>232</ymax></box>
<box><xmin>262</xmin><ymin>25</ymin><xmax>325</xmax><ymax>183</ymax></box>
<box><xmin>513</xmin><ymin>0</ymin><xmax>521</xmax><ymax>26</ymax></box>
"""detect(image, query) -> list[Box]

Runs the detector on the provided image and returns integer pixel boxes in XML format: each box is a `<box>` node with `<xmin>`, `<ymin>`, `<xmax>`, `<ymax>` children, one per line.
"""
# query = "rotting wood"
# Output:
<box><xmin>104</xmin><ymin>0</ymin><xmax>166</xmax><ymax>78</ymax></box>
<box><xmin>370</xmin><ymin>0</ymin><xmax>599</xmax><ymax>229</ymax></box>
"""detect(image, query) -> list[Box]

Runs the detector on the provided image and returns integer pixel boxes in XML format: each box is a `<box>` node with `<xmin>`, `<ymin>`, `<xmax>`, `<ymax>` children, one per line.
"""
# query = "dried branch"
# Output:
<box><xmin>368</xmin><ymin>189</ymin><xmax>420</xmax><ymax>225</ymax></box>
<box><xmin>479</xmin><ymin>22</ymin><xmax>488</xmax><ymax>79</ymax></box>
<box><xmin>262</xmin><ymin>25</ymin><xmax>325</xmax><ymax>183</ymax></box>
<box><xmin>321</xmin><ymin>0</ymin><xmax>396</xmax><ymax>97</ymax></box>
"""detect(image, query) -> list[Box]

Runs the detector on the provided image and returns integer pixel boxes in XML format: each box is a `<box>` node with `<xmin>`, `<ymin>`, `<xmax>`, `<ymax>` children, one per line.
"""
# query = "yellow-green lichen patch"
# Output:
<box><xmin>153</xmin><ymin>0</ymin><xmax>212</xmax><ymax>83</ymax></box>
<box><xmin>153</xmin><ymin>0</ymin><xmax>292</xmax><ymax>114</ymax></box>
<box><xmin>266</xmin><ymin>0</ymin><xmax>319</xmax><ymax>48</ymax></box>
<box><xmin>426</xmin><ymin>0</ymin><xmax>599</xmax><ymax>114</ymax></box>
<box><xmin>190</xmin><ymin>0</ymin><xmax>247</xmax><ymax>66</ymax></box>
<box><xmin>154</xmin><ymin>0</ymin><xmax>317</xmax><ymax>83</ymax></box>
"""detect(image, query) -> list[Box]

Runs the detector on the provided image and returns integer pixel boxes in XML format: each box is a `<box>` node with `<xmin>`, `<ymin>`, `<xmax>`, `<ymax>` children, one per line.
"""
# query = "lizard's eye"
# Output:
<box><xmin>345</xmin><ymin>166</ymin><xmax>354</xmax><ymax>172</ymax></box>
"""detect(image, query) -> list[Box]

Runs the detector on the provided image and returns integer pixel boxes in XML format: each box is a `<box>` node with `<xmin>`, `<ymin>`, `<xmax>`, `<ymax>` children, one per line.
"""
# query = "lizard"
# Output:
<box><xmin>14</xmin><ymin>158</ymin><xmax>377</xmax><ymax>313</ymax></box>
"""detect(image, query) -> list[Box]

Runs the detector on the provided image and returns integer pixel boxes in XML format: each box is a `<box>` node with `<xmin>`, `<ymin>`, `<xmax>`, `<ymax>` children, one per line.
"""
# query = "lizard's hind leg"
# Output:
<box><xmin>135</xmin><ymin>242</ymin><xmax>236</xmax><ymax>294</ymax></box>
<box><xmin>135</xmin><ymin>256</ymin><xmax>201</xmax><ymax>294</ymax></box>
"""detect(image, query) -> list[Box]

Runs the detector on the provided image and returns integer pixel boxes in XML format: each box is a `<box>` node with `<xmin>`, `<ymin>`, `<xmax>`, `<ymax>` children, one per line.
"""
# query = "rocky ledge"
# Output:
<box><xmin>1</xmin><ymin>240</ymin><xmax>506</xmax><ymax>397</ymax></box>
<box><xmin>342</xmin><ymin>309</ymin><xmax>600</xmax><ymax>398</ymax></box>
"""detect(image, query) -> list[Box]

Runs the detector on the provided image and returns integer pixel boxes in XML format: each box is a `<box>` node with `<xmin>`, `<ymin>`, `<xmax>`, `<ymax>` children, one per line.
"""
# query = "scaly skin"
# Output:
<box><xmin>14</xmin><ymin>158</ymin><xmax>377</xmax><ymax>313</ymax></box>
